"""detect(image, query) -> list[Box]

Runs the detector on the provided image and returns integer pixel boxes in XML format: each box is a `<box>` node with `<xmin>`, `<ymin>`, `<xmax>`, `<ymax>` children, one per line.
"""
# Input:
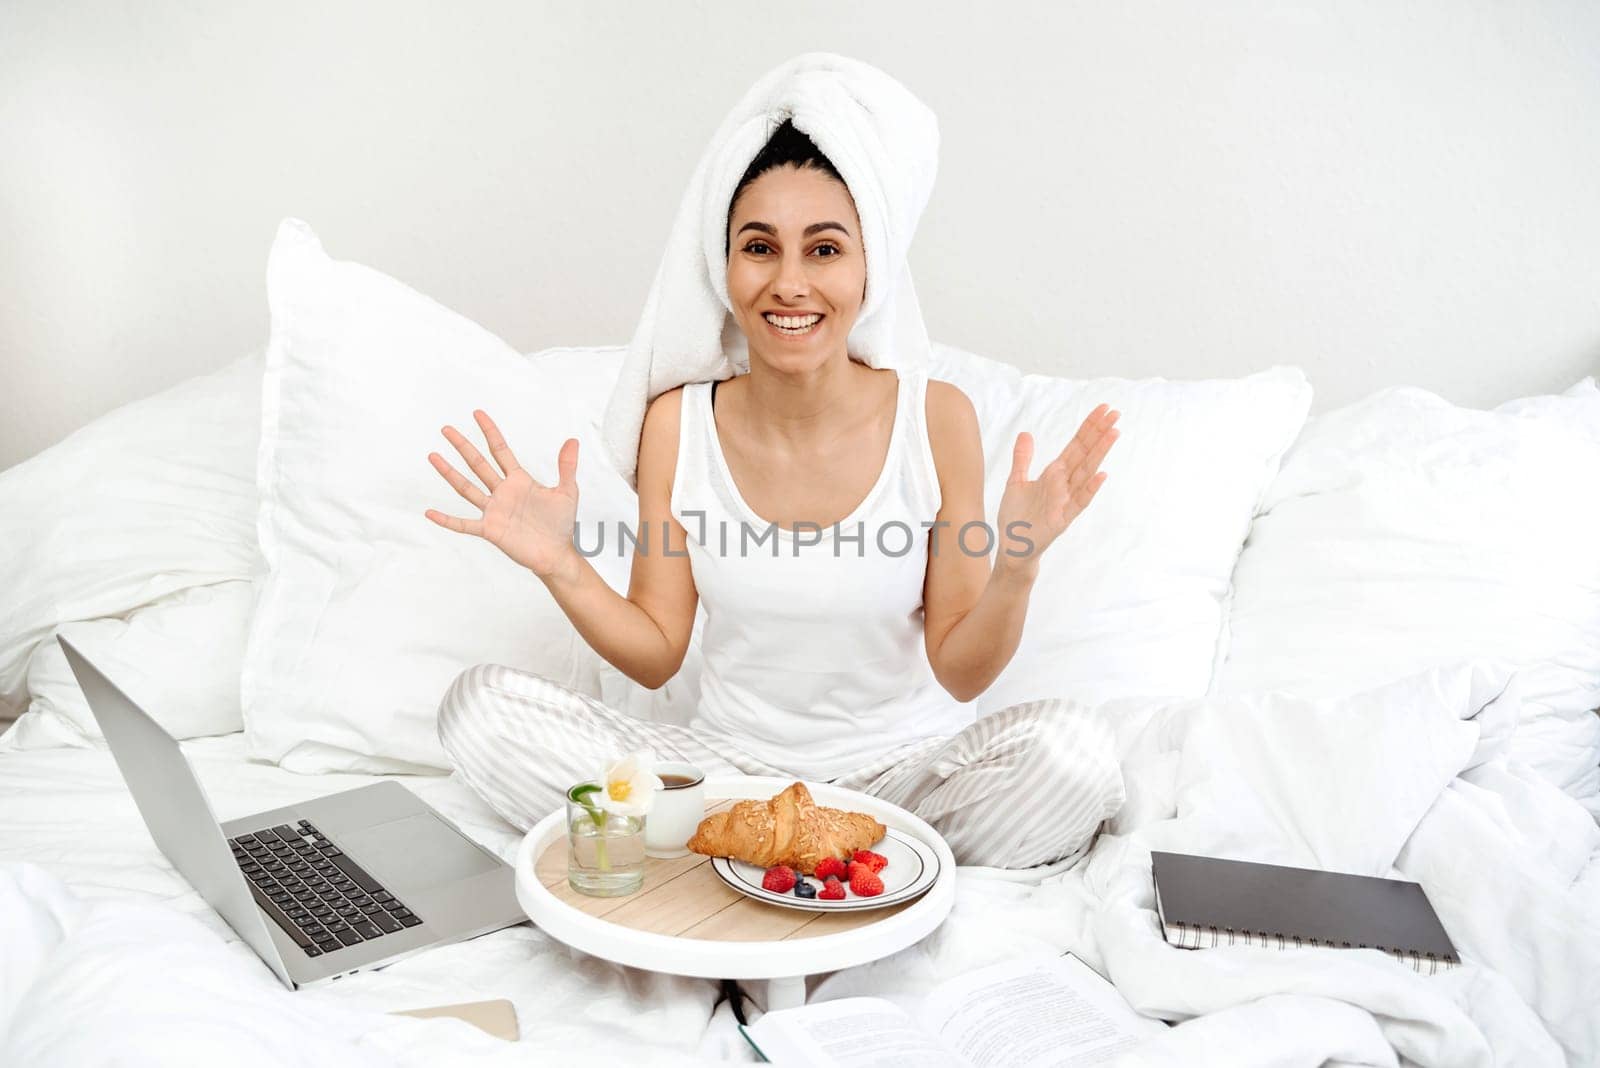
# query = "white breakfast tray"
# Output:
<box><xmin>514</xmin><ymin>774</ymin><xmax>957</xmax><ymax>1009</ymax></box>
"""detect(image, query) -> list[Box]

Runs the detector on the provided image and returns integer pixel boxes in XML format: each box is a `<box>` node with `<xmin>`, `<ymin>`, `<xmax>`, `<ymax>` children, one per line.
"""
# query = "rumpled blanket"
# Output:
<box><xmin>5</xmin><ymin>662</ymin><xmax>1596</xmax><ymax>1065</ymax></box>
<box><xmin>816</xmin><ymin>662</ymin><xmax>1598</xmax><ymax>1066</ymax></box>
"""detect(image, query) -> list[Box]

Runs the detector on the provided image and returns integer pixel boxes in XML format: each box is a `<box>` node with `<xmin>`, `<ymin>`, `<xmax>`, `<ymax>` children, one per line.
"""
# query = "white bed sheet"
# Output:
<box><xmin>4</xmin><ymin>660</ymin><xmax>1597</xmax><ymax>1066</ymax></box>
<box><xmin>0</xmin><ymin>732</ymin><xmax>1080</xmax><ymax>1064</ymax></box>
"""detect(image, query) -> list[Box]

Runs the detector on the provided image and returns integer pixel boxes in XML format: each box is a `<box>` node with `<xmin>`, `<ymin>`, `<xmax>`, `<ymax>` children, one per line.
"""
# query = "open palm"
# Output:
<box><xmin>995</xmin><ymin>403</ymin><xmax>1120</xmax><ymax>573</ymax></box>
<box><xmin>425</xmin><ymin>409</ymin><xmax>580</xmax><ymax>579</ymax></box>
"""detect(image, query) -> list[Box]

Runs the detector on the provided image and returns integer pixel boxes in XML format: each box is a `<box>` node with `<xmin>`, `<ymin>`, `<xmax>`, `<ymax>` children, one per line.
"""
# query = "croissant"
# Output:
<box><xmin>686</xmin><ymin>781</ymin><xmax>885</xmax><ymax>876</ymax></box>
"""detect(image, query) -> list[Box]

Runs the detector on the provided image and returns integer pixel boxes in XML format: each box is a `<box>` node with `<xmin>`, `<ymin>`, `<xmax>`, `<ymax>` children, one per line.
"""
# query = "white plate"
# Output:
<box><xmin>711</xmin><ymin>826</ymin><xmax>941</xmax><ymax>912</ymax></box>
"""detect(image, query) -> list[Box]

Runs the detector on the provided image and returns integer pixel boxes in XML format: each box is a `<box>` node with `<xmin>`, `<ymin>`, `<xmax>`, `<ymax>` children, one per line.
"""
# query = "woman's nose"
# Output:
<box><xmin>772</xmin><ymin>249</ymin><xmax>809</xmax><ymax>300</ymax></box>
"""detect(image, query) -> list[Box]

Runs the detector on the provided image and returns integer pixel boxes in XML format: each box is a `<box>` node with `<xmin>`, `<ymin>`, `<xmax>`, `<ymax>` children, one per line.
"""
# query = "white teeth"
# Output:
<box><xmin>763</xmin><ymin>313</ymin><xmax>822</xmax><ymax>329</ymax></box>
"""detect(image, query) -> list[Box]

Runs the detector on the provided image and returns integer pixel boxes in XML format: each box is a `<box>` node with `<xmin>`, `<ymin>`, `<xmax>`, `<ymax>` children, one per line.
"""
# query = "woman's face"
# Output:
<box><xmin>726</xmin><ymin>164</ymin><xmax>866</xmax><ymax>372</ymax></box>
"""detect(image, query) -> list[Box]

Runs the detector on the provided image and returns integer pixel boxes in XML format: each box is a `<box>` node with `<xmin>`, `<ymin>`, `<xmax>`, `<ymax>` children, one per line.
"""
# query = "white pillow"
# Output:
<box><xmin>0</xmin><ymin>580</ymin><xmax>258</xmax><ymax>752</ymax></box>
<box><xmin>243</xmin><ymin>218</ymin><xmax>635</xmax><ymax>773</ymax></box>
<box><xmin>592</xmin><ymin>343</ymin><xmax>1313</xmax><ymax>726</ymax></box>
<box><xmin>1215</xmin><ymin>381</ymin><xmax>1600</xmax><ymax>814</ymax></box>
<box><xmin>930</xmin><ymin>346</ymin><xmax>1313</xmax><ymax>716</ymax></box>
<box><xmin>1496</xmin><ymin>376</ymin><xmax>1600</xmax><ymax>443</ymax></box>
<box><xmin>0</xmin><ymin>351</ymin><xmax>265</xmax><ymax>724</ymax></box>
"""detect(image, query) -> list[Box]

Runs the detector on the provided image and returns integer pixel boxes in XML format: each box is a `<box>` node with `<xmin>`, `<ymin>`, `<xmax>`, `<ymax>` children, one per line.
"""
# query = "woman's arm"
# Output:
<box><xmin>541</xmin><ymin>388</ymin><xmax>699</xmax><ymax>690</ymax></box>
<box><xmin>921</xmin><ymin>381</ymin><xmax>1034</xmax><ymax>703</ymax></box>
<box><xmin>921</xmin><ymin>383</ymin><xmax>1118</xmax><ymax>704</ymax></box>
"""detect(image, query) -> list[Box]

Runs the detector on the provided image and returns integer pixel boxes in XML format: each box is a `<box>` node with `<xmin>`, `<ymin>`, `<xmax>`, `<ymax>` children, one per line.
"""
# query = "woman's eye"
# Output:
<box><xmin>742</xmin><ymin>241</ymin><xmax>841</xmax><ymax>257</ymax></box>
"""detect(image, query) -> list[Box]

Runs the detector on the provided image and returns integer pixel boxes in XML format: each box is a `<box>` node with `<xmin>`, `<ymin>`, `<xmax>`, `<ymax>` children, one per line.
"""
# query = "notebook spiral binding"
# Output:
<box><xmin>1161</xmin><ymin>920</ymin><xmax>1461</xmax><ymax>975</ymax></box>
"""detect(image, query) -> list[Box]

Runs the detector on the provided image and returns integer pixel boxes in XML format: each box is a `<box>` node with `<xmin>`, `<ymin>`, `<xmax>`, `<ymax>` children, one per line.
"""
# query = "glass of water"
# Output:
<box><xmin>565</xmin><ymin>781</ymin><xmax>646</xmax><ymax>897</ymax></box>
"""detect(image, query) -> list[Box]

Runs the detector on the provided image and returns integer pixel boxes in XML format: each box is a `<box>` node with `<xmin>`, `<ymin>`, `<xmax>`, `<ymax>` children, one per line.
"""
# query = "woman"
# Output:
<box><xmin>424</xmin><ymin>121</ymin><xmax>1123</xmax><ymax>869</ymax></box>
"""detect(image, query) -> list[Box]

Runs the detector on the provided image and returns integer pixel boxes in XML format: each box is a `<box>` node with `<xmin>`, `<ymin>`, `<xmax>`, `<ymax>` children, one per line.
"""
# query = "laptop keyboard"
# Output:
<box><xmin>228</xmin><ymin>818</ymin><xmax>420</xmax><ymax>958</ymax></box>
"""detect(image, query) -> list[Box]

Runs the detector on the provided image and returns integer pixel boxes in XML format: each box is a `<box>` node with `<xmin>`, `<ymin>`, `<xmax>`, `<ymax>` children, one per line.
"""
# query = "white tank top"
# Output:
<box><xmin>670</xmin><ymin>366</ymin><xmax>973</xmax><ymax>780</ymax></box>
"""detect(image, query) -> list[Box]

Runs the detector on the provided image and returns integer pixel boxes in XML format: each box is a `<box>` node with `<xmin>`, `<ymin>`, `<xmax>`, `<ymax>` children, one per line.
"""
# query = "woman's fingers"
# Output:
<box><xmin>1068</xmin><ymin>423</ymin><xmax>1120</xmax><ymax>493</ymax></box>
<box><xmin>1051</xmin><ymin>406</ymin><xmax>1099</xmax><ymax>472</ymax></box>
<box><xmin>427</xmin><ymin>451</ymin><xmax>490</xmax><ymax>512</ymax></box>
<box><xmin>1055</xmin><ymin>469</ymin><xmax>1109</xmax><ymax>526</ymax></box>
<box><xmin>555</xmin><ymin>437</ymin><xmax>579</xmax><ymax>494</ymax></box>
<box><xmin>1008</xmin><ymin>431</ymin><xmax>1035</xmax><ymax>485</ymax></box>
<box><xmin>427</xmin><ymin>410</ymin><xmax>551</xmax><ymax>540</ymax></box>
<box><xmin>474</xmin><ymin>410</ymin><xmax>530</xmax><ymax>483</ymax></box>
<box><xmin>1048</xmin><ymin>404</ymin><xmax>1118</xmax><ymax>479</ymax></box>
<box><xmin>1078</xmin><ymin>470</ymin><xmax>1109</xmax><ymax>509</ymax></box>
<box><xmin>441</xmin><ymin>423</ymin><xmax>505</xmax><ymax>494</ymax></box>
<box><xmin>422</xmin><ymin>507</ymin><xmax>484</xmax><ymax>537</ymax></box>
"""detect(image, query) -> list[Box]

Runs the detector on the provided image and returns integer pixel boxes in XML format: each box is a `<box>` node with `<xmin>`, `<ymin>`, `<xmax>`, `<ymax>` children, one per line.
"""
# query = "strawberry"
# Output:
<box><xmin>851</xmin><ymin>849</ymin><xmax>889</xmax><ymax>874</ymax></box>
<box><xmin>761</xmin><ymin>865</ymin><xmax>797</xmax><ymax>893</ymax></box>
<box><xmin>849</xmin><ymin>864</ymin><xmax>885</xmax><ymax>897</ymax></box>
<box><xmin>818</xmin><ymin>876</ymin><xmax>846</xmax><ymax>901</ymax></box>
<box><xmin>814</xmin><ymin>856</ymin><xmax>848</xmax><ymax>881</ymax></box>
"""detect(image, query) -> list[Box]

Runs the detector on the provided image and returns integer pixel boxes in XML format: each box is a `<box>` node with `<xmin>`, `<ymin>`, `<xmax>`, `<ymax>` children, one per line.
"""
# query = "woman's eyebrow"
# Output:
<box><xmin>735</xmin><ymin>221</ymin><xmax>851</xmax><ymax>238</ymax></box>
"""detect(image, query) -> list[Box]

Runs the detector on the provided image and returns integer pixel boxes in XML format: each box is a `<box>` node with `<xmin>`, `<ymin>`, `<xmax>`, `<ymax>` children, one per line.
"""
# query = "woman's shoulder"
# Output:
<box><xmin>641</xmin><ymin>383</ymin><xmax>690</xmax><ymax>439</ymax></box>
<box><xmin>923</xmin><ymin>376</ymin><xmax>978</xmax><ymax>440</ymax></box>
<box><xmin>637</xmin><ymin>385</ymin><xmax>692</xmax><ymax>499</ymax></box>
<box><xmin>922</xmin><ymin>375</ymin><xmax>981</xmax><ymax>490</ymax></box>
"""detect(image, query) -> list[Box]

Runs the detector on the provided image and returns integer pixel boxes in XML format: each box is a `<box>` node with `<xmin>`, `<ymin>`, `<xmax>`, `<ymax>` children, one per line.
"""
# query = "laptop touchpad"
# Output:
<box><xmin>340</xmin><ymin>813</ymin><xmax>500</xmax><ymax>892</ymax></box>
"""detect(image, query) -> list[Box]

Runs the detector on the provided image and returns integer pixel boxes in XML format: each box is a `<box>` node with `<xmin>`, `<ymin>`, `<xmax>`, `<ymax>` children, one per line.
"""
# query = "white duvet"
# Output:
<box><xmin>3</xmin><ymin>662</ymin><xmax>1596</xmax><ymax>1066</ymax></box>
<box><xmin>0</xmin><ymin>735</ymin><xmax>741</xmax><ymax>1065</ymax></box>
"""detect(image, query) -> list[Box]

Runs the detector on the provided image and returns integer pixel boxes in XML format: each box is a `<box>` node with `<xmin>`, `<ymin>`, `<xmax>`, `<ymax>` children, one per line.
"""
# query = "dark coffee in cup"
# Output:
<box><xmin>647</xmin><ymin>762</ymin><xmax>706</xmax><ymax>859</ymax></box>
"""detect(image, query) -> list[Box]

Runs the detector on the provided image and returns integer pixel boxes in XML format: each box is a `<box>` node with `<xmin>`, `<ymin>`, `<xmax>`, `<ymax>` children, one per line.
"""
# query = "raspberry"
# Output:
<box><xmin>762</xmin><ymin>865</ymin><xmax>797</xmax><ymax>893</ymax></box>
<box><xmin>814</xmin><ymin>856</ymin><xmax>848</xmax><ymax>881</ymax></box>
<box><xmin>849</xmin><ymin>865</ymin><xmax>884</xmax><ymax>897</ymax></box>
<box><xmin>851</xmin><ymin>850</ymin><xmax>889</xmax><ymax>874</ymax></box>
<box><xmin>818</xmin><ymin>876</ymin><xmax>846</xmax><ymax>901</ymax></box>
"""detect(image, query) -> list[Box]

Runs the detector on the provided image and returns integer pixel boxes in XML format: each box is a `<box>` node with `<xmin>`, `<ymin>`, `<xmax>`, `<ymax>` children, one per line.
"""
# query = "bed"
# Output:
<box><xmin>3</xmin><ymin>219</ymin><xmax>1597</xmax><ymax>1066</ymax></box>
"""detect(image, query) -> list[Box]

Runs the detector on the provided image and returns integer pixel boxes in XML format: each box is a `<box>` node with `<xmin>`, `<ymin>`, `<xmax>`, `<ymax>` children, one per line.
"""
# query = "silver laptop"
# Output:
<box><xmin>59</xmin><ymin>634</ymin><xmax>526</xmax><ymax>989</ymax></box>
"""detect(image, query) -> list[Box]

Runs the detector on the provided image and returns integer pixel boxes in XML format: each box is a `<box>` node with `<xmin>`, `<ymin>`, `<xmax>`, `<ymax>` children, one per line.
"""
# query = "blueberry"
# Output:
<box><xmin>793</xmin><ymin>878</ymin><xmax>817</xmax><ymax>899</ymax></box>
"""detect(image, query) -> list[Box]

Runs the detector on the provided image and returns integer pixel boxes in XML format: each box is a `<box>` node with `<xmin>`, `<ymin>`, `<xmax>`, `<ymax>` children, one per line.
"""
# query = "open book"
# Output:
<box><xmin>738</xmin><ymin>953</ymin><xmax>1168</xmax><ymax>1067</ymax></box>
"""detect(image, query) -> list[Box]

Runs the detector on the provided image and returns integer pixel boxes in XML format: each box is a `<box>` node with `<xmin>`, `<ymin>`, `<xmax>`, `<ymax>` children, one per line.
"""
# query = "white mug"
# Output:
<box><xmin>644</xmin><ymin>761</ymin><xmax>707</xmax><ymax>859</ymax></box>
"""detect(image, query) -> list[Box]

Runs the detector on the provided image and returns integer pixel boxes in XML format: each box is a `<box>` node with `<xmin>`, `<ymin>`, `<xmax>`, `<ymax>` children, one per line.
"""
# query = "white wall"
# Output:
<box><xmin>3</xmin><ymin>1</ymin><xmax>1597</xmax><ymax>472</ymax></box>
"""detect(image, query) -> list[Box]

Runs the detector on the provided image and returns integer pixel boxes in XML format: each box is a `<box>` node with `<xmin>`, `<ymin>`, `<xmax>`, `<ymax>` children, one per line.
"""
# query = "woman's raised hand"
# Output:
<box><xmin>425</xmin><ymin>410</ymin><xmax>581</xmax><ymax>580</ymax></box>
<box><xmin>994</xmin><ymin>403</ymin><xmax>1120</xmax><ymax>576</ymax></box>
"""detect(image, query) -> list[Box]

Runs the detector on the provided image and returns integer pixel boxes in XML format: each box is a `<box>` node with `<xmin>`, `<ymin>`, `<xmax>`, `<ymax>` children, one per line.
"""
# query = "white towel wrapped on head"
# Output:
<box><xmin>601</xmin><ymin>52</ymin><xmax>942</xmax><ymax>491</ymax></box>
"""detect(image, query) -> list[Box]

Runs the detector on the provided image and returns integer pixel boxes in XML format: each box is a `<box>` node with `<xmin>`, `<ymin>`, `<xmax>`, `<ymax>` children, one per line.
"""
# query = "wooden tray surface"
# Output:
<box><xmin>533</xmin><ymin>799</ymin><xmax>914</xmax><ymax>942</ymax></box>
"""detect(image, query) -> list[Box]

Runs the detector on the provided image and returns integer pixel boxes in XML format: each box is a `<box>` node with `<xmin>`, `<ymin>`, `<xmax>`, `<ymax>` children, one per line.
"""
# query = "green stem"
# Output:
<box><xmin>594</xmin><ymin>823</ymin><xmax>611</xmax><ymax>871</ymax></box>
<box><xmin>569</xmin><ymin>784</ymin><xmax>612</xmax><ymax>871</ymax></box>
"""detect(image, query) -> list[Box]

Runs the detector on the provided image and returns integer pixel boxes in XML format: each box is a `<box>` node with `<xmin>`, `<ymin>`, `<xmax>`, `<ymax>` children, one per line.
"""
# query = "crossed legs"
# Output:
<box><xmin>437</xmin><ymin>663</ymin><xmax>1124</xmax><ymax>870</ymax></box>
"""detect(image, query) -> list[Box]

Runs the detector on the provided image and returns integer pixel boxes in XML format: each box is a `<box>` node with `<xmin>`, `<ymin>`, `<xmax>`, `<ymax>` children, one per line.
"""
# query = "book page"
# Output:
<box><xmin>744</xmin><ymin>996</ymin><xmax>967</xmax><ymax>1067</ymax></box>
<box><xmin>917</xmin><ymin>955</ymin><xmax>1163</xmax><ymax>1067</ymax></box>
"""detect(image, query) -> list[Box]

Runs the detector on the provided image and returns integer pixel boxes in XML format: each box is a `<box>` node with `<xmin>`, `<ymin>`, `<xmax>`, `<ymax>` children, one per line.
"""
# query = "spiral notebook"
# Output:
<box><xmin>1151</xmin><ymin>851</ymin><xmax>1461</xmax><ymax>975</ymax></box>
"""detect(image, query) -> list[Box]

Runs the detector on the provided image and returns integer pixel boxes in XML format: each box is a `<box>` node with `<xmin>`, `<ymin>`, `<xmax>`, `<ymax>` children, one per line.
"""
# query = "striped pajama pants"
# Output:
<box><xmin>436</xmin><ymin>663</ymin><xmax>1126</xmax><ymax>870</ymax></box>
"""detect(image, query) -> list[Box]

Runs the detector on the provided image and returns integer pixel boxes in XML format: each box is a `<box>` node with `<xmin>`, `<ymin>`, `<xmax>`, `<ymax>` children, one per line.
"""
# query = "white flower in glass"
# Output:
<box><xmin>594</xmin><ymin>750</ymin><xmax>664</xmax><ymax>819</ymax></box>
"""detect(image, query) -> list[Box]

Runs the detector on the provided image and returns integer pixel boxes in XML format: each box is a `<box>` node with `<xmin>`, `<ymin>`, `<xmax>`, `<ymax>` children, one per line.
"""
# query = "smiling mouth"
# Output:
<box><xmin>763</xmin><ymin>312</ymin><xmax>824</xmax><ymax>337</ymax></box>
